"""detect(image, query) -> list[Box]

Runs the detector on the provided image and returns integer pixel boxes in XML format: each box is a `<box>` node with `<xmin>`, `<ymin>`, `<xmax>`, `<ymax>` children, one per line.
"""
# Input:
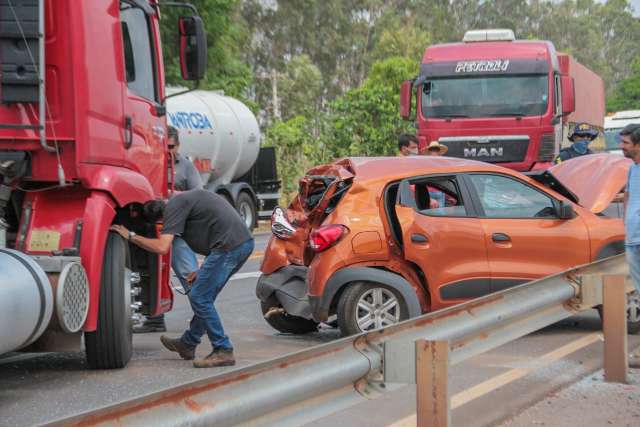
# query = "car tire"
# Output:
<box><xmin>237</xmin><ymin>192</ymin><xmax>256</xmax><ymax>232</ymax></box>
<box><xmin>260</xmin><ymin>301</ymin><xmax>319</xmax><ymax>334</ymax></box>
<box><xmin>85</xmin><ymin>232</ymin><xmax>132</xmax><ymax>369</ymax></box>
<box><xmin>337</xmin><ymin>282</ymin><xmax>408</xmax><ymax>336</ymax></box>
<box><xmin>596</xmin><ymin>290</ymin><xmax>640</xmax><ymax>334</ymax></box>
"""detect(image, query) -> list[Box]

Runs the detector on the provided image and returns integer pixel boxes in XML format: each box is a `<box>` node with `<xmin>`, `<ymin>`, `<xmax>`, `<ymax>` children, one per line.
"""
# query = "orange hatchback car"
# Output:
<box><xmin>257</xmin><ymin>154</ymin><xmax>634</xmax><ymax>336</ymax></box>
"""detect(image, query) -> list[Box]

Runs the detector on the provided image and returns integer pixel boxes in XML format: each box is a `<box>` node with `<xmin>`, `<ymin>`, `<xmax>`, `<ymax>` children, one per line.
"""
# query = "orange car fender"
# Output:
<box><xmin>316</xmin><ymin>267</ymin><xmax>423</xmax><ymax>321</ymax></box>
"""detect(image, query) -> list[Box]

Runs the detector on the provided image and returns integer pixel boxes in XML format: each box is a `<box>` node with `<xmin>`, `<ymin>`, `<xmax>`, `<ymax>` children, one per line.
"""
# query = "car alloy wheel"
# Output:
<box><xmin>356</xmin><ymin>287</ymin><xmax>401</xmax><ymax>331</ymax></box>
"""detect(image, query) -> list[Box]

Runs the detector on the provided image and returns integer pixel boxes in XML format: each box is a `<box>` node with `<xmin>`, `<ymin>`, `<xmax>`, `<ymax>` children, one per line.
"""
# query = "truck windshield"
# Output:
<box><xmin>421</xmin><ymin>75</ymin><xmax>549</xmax><ymax>119</ymax></box>
<box><xmin>604</xmin><ymin>128</ymin><xmax>622</xmax><ymax>151</ymax></box>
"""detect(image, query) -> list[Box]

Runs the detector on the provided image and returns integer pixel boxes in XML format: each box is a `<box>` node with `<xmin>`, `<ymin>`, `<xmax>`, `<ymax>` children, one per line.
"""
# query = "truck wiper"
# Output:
<box><xmin>489</xmin><ymin>112</ymin><xmax>526</xmax><ymax>117</ymax></box>
<box><xmin>436</xmin><ymin>114</ymin><xmax>469</xmax><ymax>119</ymax></box>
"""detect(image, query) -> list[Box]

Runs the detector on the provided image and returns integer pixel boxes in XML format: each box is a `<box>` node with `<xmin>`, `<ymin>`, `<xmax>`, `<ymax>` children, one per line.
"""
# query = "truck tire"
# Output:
<box><xmin>337</xmin><ymin>282</ymin><xmax>408</xmax><ymax>336</ymax></box>
<box><xmin>85</xmin><ymin>232</ymin><xmax>132</xmax><ymax>369</ymax></box>
<box><xmin>237</xmin><ymin>192</ymin><xmax>256</xmax><ymax>232</ymax></box>
<box><xmin>260</xmin><ymin>301</ymin><xmax>318</xmax><ymax>334</ymax></box>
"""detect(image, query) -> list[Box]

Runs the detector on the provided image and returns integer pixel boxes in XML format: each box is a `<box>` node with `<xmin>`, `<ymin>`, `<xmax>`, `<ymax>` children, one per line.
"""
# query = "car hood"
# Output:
<box><xmin>548</xmin><ymin>153</ymin><xmax>631</xmax><ymax>213</ymax></box>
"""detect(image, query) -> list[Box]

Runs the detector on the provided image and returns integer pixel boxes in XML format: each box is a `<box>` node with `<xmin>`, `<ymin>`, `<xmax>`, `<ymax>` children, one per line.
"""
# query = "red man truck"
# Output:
<box><xmin>0</xmin><ymin>0</ymin><xmax>206</xmax><ymax>369</ymax></box>
<box><xmin>400</xmin><ymin>29</ymin><xmax>605</xmax><ymax>171</ymax></box>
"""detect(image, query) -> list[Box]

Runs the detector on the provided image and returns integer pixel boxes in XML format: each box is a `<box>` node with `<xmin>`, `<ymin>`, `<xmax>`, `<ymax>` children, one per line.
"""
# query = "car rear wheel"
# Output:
<box><xmin>597</xmin><ymin>290</ymin><xmax>640</xmax><ymax>334</ymax></box>
<box><xmin>260</xmin><ymin>301</ymin><xmax>319</xmax><ymax>334</ymax></box>
<box><xmin>337</xmin><ymin>282</ymin><xmax>408</xmax><ymax>336</ymax></box>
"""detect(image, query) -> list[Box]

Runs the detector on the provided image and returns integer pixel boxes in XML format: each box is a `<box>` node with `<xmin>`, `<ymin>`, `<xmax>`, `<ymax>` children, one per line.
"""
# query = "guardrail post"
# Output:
<box><xmin>603</xmin><ymin>274</ymin><xmax>628</xmax><ymax>383</ymax></box>
<box><xmin>416</xmin><ymin>339</ymin><xmax>450</xmax><ymax>427</ymax></box>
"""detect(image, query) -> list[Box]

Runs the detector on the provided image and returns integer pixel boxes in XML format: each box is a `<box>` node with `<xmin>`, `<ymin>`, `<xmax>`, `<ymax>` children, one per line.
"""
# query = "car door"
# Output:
<box><xmin>462</xmin><ymin>173</ymin><xmax>590</xmax><ymax>292</ymax></box>
<box><xmin>395</xmin><ymin>175</ymin><xmax>491</xmax><ymax>310</ymax></box>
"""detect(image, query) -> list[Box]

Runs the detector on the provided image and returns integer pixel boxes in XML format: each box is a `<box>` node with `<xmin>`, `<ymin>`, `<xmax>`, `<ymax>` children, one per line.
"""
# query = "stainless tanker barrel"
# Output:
<box><xmin>0</xmin><ymin>248</ymin><xmax>53</xmax><ymax>355</ymax></box>
<box><xmin>166</xmin><ymin>89</ymin><xmax>261</xmax><ymax>186</ymax></box>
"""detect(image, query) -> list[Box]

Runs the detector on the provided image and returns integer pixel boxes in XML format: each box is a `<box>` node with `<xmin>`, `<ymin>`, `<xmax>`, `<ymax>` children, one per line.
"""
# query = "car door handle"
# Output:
<box><xmin>492</xmin><ymin>233</ymin><xmax>511</xmax><ymax>242</ymax></box>
<box><xmin>411</xmin><ymin>234</ymin><xmax>429</xmax><ymax>243</ymax></box>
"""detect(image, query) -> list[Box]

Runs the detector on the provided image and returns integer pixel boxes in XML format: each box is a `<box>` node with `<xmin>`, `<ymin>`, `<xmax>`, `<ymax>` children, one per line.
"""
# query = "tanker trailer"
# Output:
<box><xmin>166</xmin><ymin>89</ymin><xmax>280</xmax><ymax>230</ymax></box>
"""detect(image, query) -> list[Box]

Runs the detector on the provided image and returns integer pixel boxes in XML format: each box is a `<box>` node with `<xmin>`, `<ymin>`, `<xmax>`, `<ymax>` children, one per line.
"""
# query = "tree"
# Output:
<box><xmin>607</xmin><ymin>57</ymin><xmax>640</xmax><ymax>111</ymax></box>
<box><xmin>160</xmin><ymin>0</ymin><xmax>253</xmax><ymax>98</ymax></box>
<box><xmin>278</xmin><ymin>55</ymin><xmax>323</xmax><ymax>121</ymax></box>
<box><xmin>324</xmin><ymin>56</ymin><xmax>418</xmax><ymax>158</ymax></box>
<box><xmin>263</xmin><ymin>116</ymin><xmax>324</xmax><ymax>203</ymax></box>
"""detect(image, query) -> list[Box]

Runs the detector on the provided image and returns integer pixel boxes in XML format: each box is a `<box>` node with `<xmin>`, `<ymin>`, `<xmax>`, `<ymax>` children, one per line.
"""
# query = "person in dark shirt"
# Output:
<box><xmin>111</xmin><ymin>190</ymin><xmax>254</xmax><ymax>368</ymax></box>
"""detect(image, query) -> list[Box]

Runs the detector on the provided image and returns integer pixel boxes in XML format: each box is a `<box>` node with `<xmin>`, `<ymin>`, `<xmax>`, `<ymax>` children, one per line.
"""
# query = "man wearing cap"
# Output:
<box><xmin>425</xmin><ymin>141</ymin><xmax>448</xmax><ymax>156</ymax></box>
<box><xmin>553</xmin><ymin>122</ymin><xmax>598</xmax><ymax>164</ymax></box>
<box><xmin>134</xmin><ymin>125</ymin><xmax>204</xmax><ymax>334</ymax></box>
<box><xmin>398</xmin><ymin>134</ymin><xmax>419</xmax><ymax>156</ymax></box>
<box><xmin>619</xmin><ymin>123</ymin><xmax>640</xmax><ymax>368</ymax></box>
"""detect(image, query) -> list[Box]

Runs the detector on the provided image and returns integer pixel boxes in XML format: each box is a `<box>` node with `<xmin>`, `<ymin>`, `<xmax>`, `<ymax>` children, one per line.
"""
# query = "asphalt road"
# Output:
<box><xmin>1</xmin><ymin>232</ymin><xmax>636</xmax><ymax>426</ymax></box>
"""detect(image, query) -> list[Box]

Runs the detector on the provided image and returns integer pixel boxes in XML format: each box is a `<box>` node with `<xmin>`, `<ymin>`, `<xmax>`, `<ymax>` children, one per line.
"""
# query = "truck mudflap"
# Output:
<box><xmin>256</xmin><ymin>265</ymin><xmax>314</xmax><ymax>320</ymax></box>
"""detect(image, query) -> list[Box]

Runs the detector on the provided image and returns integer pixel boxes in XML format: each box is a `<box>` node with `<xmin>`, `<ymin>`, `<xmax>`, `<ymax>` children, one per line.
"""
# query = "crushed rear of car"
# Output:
<box><xmin>257</xmin><ymin>154</ymin><xmax>634</xmax><ymax>336</ymax></box>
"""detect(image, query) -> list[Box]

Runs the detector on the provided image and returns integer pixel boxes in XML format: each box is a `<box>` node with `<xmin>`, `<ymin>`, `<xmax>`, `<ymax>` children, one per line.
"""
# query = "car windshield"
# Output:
<box><xmin>421</xmin><ymin>75</ymin><xmax>549</xmax><ymax>119</ymax></box>
<box><xmin>604</xmin><ymin>128</ymin><xmax>622</xmax><ymax>151</ymax></box>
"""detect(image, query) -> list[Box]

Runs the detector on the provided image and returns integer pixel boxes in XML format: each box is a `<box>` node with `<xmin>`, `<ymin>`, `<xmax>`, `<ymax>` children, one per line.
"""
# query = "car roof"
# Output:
<box><xmin>344</xmin><ymin>156</ymin><xmax>519</xmax><ymax>183</ymax></box>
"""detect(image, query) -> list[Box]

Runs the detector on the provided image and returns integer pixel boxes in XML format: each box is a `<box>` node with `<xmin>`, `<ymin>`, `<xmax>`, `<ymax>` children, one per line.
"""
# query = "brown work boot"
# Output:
<box><xmin>193</xmin><ymin>348</ymin><xmax>236</xmax><ymax>368</ymax></box>
<box><xmin>160</xmin><ymin>335</ymin><xmax>196</xmax><ymax>360</ymax></box>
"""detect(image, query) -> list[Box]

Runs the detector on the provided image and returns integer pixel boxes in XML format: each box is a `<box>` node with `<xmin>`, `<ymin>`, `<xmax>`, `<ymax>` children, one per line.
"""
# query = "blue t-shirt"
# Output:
<box><xmin>625</xmin><ymin>163</ymin><xmax>640</xmax><ymax>246</ymax></box>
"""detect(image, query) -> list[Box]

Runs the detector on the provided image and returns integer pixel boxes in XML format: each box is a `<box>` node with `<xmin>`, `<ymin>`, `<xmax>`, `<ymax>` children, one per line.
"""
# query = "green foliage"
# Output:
<box><xmin>264</xmin><ymin>116</ymin><xmax>328</xmax><ymax>204</ymax></box>
<box><xmin>278</xmin><ymin>55</ymin><xmax>324</xmax><ymax>121</ymax></box>
<box><xmin>324</xmin><ymin>57</ymin><xmax>418</xmax><ymax>158</ymax></box>
<box><xmin>607</xmin><ymin>58</ymin><xmax>640</xmax><ymax>112</ymax></box>
<box><xmin>160</xmin><ymin>0</ymin><xmax>252</xmax><ymax>98</ymax></box>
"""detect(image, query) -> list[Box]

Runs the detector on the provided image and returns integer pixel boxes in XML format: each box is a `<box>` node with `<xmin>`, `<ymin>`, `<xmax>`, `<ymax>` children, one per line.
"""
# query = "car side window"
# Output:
<box><xmin>412</xmin><ymin>177</ymin><xmax>469</xmax><ymax>217</ymax></box>
<box><xmin>120</xmin><ymin>3</ymin><xmax>158</xmax><ymax>102</ymax></box>
<box><xmin>469</xmin><ymin>174</ymin><xmax>556</xmax><ymax>218</ymax></box>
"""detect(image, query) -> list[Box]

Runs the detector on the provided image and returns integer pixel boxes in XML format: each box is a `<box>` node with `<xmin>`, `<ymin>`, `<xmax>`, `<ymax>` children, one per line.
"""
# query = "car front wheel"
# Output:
<box><xmin>337</xmin><ymin>282</ymin><xmax>408</xmax><ymax>336</ymax></box>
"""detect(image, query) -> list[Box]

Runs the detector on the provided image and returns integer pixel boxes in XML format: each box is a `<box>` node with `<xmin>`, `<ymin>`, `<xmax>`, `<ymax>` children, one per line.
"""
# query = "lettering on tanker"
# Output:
<box><xmin>168</xmin><ymin>111</ymin><xmax>213</xmax><ymax>130</ymax></box>
<box><xmin>455</xmin><ymin>60</ymin><xmax>510</xmax><ymax>73</ymax></box>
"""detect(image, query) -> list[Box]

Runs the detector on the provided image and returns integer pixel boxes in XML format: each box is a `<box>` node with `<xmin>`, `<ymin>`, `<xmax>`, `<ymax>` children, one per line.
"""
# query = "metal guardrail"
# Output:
<box><xmin>44</xmin><ymin>254</ymin><xmax>632</xmax><ymax>427</ymax></box>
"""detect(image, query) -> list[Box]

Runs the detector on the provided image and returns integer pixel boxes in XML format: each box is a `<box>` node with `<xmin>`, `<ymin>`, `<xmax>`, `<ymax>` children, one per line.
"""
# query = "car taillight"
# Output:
<box><xmin>309</xmin><ymin>225</ymin><xmax>348</xmax><ymax>252</ymax></box>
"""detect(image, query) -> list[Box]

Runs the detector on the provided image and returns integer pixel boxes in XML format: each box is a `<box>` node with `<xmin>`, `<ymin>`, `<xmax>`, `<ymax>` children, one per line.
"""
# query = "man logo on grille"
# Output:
<box><xmin>463</xmin><ymin>147</ymin><xmax>504</xmax><ymax>157</ymax></box>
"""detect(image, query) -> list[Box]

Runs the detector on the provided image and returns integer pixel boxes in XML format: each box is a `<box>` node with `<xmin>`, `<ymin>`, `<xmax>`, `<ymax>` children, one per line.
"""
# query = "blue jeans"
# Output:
<box><xmin>172</xmin><ymin>236</ymin><xmax>198</xmax><ymax>292</ymax></box>
<box><xmin>181</xmin><ymin>238</ymin><xmax>255</xmax><ymax>350</ymax></box>
<box><xmin>626</xmin><ymin>245</ymin><xmax>640</xmax><ymax>293</ymax></box>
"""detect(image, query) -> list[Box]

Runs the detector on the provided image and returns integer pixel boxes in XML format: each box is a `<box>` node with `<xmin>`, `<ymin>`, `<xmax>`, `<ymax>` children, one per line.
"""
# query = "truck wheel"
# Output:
<box><xmin>597</xmin><ymin>290</ymin><xmax>640</xmax><ymax>334</ymax></box>
<box><xmin>337</xmin><ymin>282</ymin><xmax>408</xmax><ymax>336</ymax></box>
<box><xmin>237</xmin><ymin>192</ymin><xmax>256</xmax><ymax>231</ymax></box>
<box><xmin>85</xmin><ymin>232</ymin><xmax>132</xmax><ymax>369</ymax></box>
<box><xmin>260</xmin><ymin>301</ymin><xmax>318</xmax><ymax>334</ymax></box>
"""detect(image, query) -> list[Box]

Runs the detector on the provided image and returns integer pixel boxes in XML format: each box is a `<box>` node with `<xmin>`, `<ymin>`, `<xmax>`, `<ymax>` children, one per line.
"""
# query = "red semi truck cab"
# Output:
<box><xmin>0</xmin><ymin>0</ymin><xmax>206</xmax><ymax>369</ymax></box>
<box><xmin>400</xmin><ymin>29</ymin><xmax>604</xmax><ymax>171</ymax></box>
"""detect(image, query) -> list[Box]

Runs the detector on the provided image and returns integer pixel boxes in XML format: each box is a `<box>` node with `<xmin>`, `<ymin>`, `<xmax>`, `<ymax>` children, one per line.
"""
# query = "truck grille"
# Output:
<box><xmin>440</xmin><ymin>136</ymin><xmax>529</xmax><ymax>163</ymax></box>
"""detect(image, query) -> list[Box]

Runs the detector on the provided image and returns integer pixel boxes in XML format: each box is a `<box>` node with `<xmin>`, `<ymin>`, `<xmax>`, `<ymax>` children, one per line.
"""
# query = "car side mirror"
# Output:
<box><xmin>560</xmin><ymin>75</ymin><xmax>575</xmax><ymax>116</ymax></box>
<box><xmin>556</xmin><ymin>201</ymin><xmax>575</xmax><ymax>220</ymax></box>
<box><xmin>179</xmin><ymin>16</ymin><xmax>207</xmax><ymax>81</ymax></box>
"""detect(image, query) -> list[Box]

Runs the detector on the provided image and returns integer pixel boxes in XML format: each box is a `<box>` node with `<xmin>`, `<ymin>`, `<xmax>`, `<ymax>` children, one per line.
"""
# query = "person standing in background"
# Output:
<box><xmin>398</xmin><ymin>134</ymin><xmax>419</xmax><ymax>156</ymax></box>
<box><xmin>619</xmin><ymin>124</ymin><xmax>640</xmax><ymax>368</ymax></box>
<box><xmin>134</xmin><ymin>126</ymin><xmax>204</xmax><ymax>333</ymax></box>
